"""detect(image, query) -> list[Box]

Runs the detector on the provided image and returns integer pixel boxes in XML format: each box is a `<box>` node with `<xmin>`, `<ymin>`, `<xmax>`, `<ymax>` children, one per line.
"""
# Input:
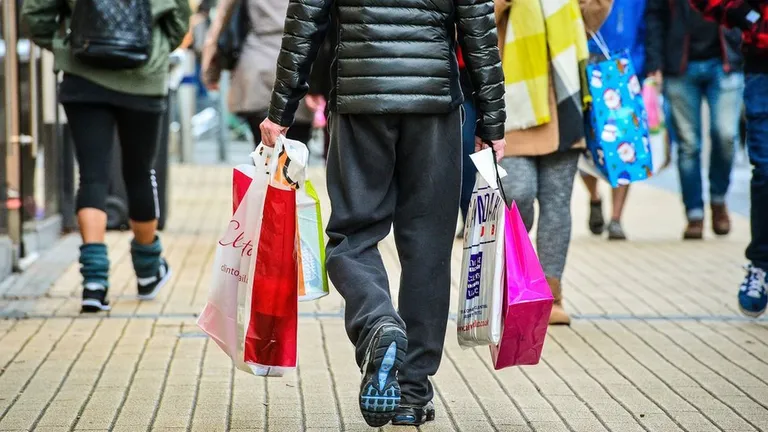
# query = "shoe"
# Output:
<box><xmin>359</xmin><ymin>323</ymin><xmax>408</xmax><ymax>427</ymax></box>
<box><xmin>607</xmin><ymin>220</ymin><xmax>627</xmax><ymax>240</ymax></box>
<box><xmin>81</xmin><ymin>283</ymin><xmax>111</xmax><ymax>313</ymax></box>
<box><xmin>137</xmin><ymin>258</ymin><xmax>171</xmax><ymax>300</ymax></box>
<box><xmin>547</xmin><ymin>277</ymin><xmax>571</xmax><ymax>325</ymax></box>
<box><xmin>392</xmin><ymin>401</ymin><xmax>436</xmax><ymax>426</ymax></box>
<box><xmin>683</xmin><ymin>220</ymin><xmax>704</xmax><ymax>240</ymax></box>
<box><xmin>711</xmin><ymin>203</ymin><xmax>731</xmax><ymax>236</ymax></box>
<box><xmin>739</xmin><ymin>264</ymin><xmax>768</xmax><ymax>318</ymax></box>
<box><xmin>588</xmin><ymin>200</ymin><xmax>605</xmax><ymax>235</ymax></box>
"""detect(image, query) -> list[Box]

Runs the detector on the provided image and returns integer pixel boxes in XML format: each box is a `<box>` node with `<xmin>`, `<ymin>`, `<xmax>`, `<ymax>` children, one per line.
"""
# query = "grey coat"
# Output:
<box><xmin>228</xmin><ymin>0</ymin><xmax>312</xmax><ymax>124</ymax></box>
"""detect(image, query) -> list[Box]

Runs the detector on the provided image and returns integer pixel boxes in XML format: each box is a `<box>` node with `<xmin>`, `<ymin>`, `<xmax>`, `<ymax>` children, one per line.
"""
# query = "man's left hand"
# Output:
<box><xmin>475</xmin><ymin>137</ymin><xmax>506</xmax><ymax>161</ymax></box>
<box><xmin>260</xmin><ymin>118</ymin><xmax>289</xmax><ymax>148</ymax></box>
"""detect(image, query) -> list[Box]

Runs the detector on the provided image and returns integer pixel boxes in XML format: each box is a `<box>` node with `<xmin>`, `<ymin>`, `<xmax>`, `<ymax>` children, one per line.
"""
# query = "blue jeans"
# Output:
<box><xmin>666</xmin><ymin>59</ymin><xmax>744</xmax><ymax>221</ymax></box>
<box><xmin>460</xmin><ymin>98</ymin><xmax>477</xmax><ymax>221</ymax></box>
<box><xmin>745</xmin><ymin>73</ymin><xmax>768</xmax><ymax>269</ymax></box>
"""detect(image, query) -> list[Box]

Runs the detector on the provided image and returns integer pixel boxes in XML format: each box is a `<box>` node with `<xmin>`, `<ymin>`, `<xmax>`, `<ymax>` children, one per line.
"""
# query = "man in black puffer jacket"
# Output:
<box><xmin>259</xmin><ymin>0</ymin><xmax>506</xmax><ymax>426</ymax></box>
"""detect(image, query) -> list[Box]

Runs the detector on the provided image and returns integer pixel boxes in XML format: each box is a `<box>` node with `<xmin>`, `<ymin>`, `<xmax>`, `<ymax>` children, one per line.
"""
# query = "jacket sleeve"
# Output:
<box><xmin>21</xmin><ymin>0</ymin><xmax>60</xmax><ymax>51</ymax></box>
<box><xmin>161</xmin><ymin>0</ymin><xmax>192</xmax><ymax>51</ymax></box>
<box><xmin>457</xmin><ymin>0</ymin><xmax>506</xmax><ymax>141</ymax></box>
<box><xmin>689</xmin><ymin>0</ymin><xmax>761</xmax><ymax>30</ymax></box>
<box><xmin>644</xmin><ymin>0</ymin><xmax>668</xmax><ymax>74</ymax></box>
<box><xmin>268</xmin><ymin>0</ymin><xmax>334</xmax><ymax>127</ymax></box>
<box><xmin>580</xmin><ymin>0</ymin><xmax>614</xmax><ymax>33</ymax></box>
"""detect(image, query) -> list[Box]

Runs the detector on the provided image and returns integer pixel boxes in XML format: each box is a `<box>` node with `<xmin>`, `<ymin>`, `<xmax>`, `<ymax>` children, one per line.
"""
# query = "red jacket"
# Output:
<box><xmin>690</xmin><ymin>0</ymin><xmax>768</xmax><ymax>72</ymax></box>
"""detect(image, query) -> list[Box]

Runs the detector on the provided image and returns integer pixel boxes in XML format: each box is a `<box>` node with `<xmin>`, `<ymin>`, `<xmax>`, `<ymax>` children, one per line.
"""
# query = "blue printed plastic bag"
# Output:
<box><xmin>584</xmin><ymin>47</ymin><xmax>652</xmax><ymax>187</ymax></box>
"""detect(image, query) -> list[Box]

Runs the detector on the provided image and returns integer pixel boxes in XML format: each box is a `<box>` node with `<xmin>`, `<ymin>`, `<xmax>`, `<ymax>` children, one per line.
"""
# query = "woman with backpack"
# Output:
<box><xmin>200</xmin><ymin>0</ymin><xmax>324</xmax><ymax>146</ymax></box>
<box><xmin>22</xmin><ymin>0</ymin><xmax>191</xmax><ymax>312</ymax></box>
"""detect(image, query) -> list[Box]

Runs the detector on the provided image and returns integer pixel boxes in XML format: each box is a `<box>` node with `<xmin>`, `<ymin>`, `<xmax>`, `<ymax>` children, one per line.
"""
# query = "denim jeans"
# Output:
<box><xmin>666</xmin><ymin>59</ymin><xmax>744</xmax><ymax>221</ymax></box>
<box><xmin>744</xmin><ymin>73</ymin><xmax>768</xmax><ymax>269</ymax></box>
<box><xmin>460</xmin><ymin>98</ymin><xmax>477</xmax><ymax>221</ymax></box>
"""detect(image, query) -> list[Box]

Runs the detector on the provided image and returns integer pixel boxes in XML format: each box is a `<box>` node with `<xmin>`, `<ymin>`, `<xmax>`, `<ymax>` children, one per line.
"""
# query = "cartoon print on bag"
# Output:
<box><xmin>604</xmin><ymin>89</ymin><xmax>621</xmax><ymax>110</ymax></box>
<box><xmin>617</xmin><ymin>171</ymin><xmax>632</xmax><ymax>185</ymax></box>
<box><xmin>591</xmin><ymin>69</ymin><xmax>604</xmax><ymax>89</ymax></box>
<box><xmin>602</xmin><ymin>119</ymin><xmax>619</xmax><ymax>143</ymax></box>
<box><xmin>642</xmin><ymin>136</ymin><xmax>650</xmax><ymax>154</ymax></box>
<box><xmin>617</xmin><ymin>142</ymin><xmax>637</xmax><ymax>164</ymax></box>
<box><xmin>628</xmin><ymin>75</ymin><xmax>641</xmax><ymax>97</ymax></box>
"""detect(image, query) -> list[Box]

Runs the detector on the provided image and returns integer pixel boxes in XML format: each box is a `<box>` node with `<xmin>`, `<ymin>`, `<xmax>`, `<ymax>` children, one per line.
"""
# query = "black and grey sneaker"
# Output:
<box><xmin>589</xmin><ymin>200</ymin><xmax>605</xmax><ymax>235</ymax></box>
<box><xmin>359</xmin><ymin>324</ymin><xmax>407</xmax><ymax>427</ymax></box>
<box><xmin>392</xmin><ymin>401</ymin><xmax>436</xmax><ymax>426</ymax></box>
<box><xmin>137</xmin><ymin>258</ymin><xmax>171</xmax><ymax>300</ymax></box>
<box><xmin>81</xmin><ymin>283</ymin><xmax>111</xmax><ymax>313</ymax></box>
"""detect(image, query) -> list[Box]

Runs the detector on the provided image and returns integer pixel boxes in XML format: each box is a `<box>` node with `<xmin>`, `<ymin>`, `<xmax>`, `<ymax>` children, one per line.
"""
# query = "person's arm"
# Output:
<box><xmin>644</xmin><ymin>0</ymin><xmax>668</xmax><ymax>77</ymax></box>
<box><xmin>203</xmin><ymin>0</ymin><xmax>240</xmax><ymax>48</ymax></box>
<box><xmin>20</xmin><ymin>0</ymin><xmax>60</xmax><ymax>50</ymax></box>
<box><xmin>456</xmin><ymin>0</ymin><xmax>506</xmax><ymax>141</ymax></box>
<box><xmin>580</xmin><ymin>0</ymin><xmax>614</xmax><ymax>33</ymax></box>
<box><xmin>267</xmin><ymin>0</ymin><xmax>333</xmax><ymax>127</ymax></box>
<box><xmin>689</xmin><ymin>0</ymin><xmax>761</xmax><ymax>30</ymax></box>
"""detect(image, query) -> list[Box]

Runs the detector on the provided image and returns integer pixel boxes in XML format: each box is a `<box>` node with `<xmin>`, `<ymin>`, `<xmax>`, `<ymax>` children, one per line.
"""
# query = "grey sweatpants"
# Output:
<box><xmin>325</xmin><ymin>110</ymin><xmax>462</xmax><ymax>406</ymax></box>
<box><xmin>499</xmin><ymin>150</ymin><xmax>580</xmax><ymax>280</ymax></box>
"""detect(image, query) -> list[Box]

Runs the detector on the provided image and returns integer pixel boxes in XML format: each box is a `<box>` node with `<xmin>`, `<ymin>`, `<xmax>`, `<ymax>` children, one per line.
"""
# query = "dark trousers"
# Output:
<box><xmin>63</xmin><ymin>103</ymin><xmax>163</xmax><ymax>222</ymax></box>
<box><xmin>325</xmin><ymin>110</ymin><xmax>462</xmax><ymax>406</ymax></box>
<box><xmin>745</xmin><ymin>73</ymin><xmax>768</xmax><ymax>269</ymax></box>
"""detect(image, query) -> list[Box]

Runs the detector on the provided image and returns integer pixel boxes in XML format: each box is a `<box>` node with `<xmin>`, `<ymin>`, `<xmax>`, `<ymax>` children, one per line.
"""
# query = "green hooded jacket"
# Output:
<box><xmin>22</xmin><ymin>0</ymin><xmax>191</xmax><ymax>96</ymax></box>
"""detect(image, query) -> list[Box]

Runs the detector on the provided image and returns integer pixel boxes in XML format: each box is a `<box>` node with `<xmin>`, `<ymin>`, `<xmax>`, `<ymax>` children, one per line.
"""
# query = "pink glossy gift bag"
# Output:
<box><xmin>490</xmin><ymin>202</ymin><xmax>553</xmax><ymax>369</ymax></box>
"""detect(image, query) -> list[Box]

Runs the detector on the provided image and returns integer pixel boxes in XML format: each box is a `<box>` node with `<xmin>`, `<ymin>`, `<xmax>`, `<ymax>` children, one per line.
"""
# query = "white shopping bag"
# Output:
<box><xmin>457</xmin><ymin>149</ymin><xmax>507</xmax><ymax>348</ymax></box>
<box><xmin>198</xmin><ymin>136</ymin><xmax>308</xmax><ymax>377</ymax></box>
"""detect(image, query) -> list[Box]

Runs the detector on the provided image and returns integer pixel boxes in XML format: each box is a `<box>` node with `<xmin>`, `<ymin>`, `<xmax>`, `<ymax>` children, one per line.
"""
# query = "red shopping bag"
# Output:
<box><xmin>243</xmin><ymin>184</ymin><xmax>299</xmax><ymax>369</ymax></box>
<box><xmin>490</xmin><ymin>202</ymin><xmax>553</xmax><ymax>369</ymax></box>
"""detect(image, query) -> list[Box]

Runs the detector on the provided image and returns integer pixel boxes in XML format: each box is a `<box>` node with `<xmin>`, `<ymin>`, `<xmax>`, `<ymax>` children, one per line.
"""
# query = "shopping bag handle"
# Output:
<box><xmin>588</xmin><ymin>31</ymin><xmax>611</xmax><ymax>60</ymax></box>
<box><xmin>485</xmin><ymin>141</ymin><xmax>508</xmax><ymax>205</ymax></box>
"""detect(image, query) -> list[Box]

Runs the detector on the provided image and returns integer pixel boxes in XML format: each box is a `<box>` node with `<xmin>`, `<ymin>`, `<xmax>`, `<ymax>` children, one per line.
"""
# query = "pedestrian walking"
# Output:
<box><xmin>689</xmin><ymin>0</ymin><xmax>768</xmax><ymax>317</ymax></box>
<box><xmin>259</xmin><ymin>0</ymin><xmax>506</xmax><ymax>425</ymax></box>
<box><xmin>22</xmin><ymin>0</ymin><xmax>191</xmax><ymax>312</ymax></box>
<box><xmin>581</xmin><ymin>0</ymin><xmax>648</xmax><ymax>241</ymax></box>
<box><xmin>200</xmin><ymin>0</ymin><xmax>323</xmax><ymax>145</ymax></box>
<box><xmin>646</xmin><ymin>0</ymin><xmax>744</xmax><ymax>240</ymax></box>
<box><xmin>496</xmin><ymin>0</ymin><xmax>613</xmax><ymax>326</ymax></box>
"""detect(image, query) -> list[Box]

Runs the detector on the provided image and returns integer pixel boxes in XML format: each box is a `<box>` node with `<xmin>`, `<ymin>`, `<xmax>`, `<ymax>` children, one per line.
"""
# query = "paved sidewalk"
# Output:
<box><xmin>1</xmin><ymin>164</ymin><xmax>767</xmax><ymax>432</ymax></box>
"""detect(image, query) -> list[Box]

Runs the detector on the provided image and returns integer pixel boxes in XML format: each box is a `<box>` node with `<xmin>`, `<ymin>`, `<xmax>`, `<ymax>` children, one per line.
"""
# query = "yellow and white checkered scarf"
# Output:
<box><xmin>503</xmin><ymin>0</ymin><xmax>590</xmax><ymax>131</ymax></box>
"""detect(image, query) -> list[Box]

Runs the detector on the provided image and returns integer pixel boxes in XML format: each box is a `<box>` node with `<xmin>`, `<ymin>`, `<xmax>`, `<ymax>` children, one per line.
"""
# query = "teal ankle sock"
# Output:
<box><xmin>80</xmin><ymin>243</ymin><xmax>110</xmax><ymax>288</ymax></box>
<box><xmin>131</xmin><ymin>236</ymin><xmax>163</xmax><ymax>279</ymax></box>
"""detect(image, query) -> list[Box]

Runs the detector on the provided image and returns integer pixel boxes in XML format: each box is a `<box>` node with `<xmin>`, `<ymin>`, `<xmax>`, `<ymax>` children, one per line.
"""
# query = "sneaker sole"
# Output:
<box><xmin>739</xmin><ymin>304</ymin><xmax>767</xmax><ymax>319</ymax></box>
<box><xmin>81</xmin><ymin>299</ymin><xmax>111</xmax><ymax>313</ymax></box>
<box><xmin>392</xmin><ymin>408</ymin><xmax>436</xmax><ymax>426</ymax></box>
<box><xmin>137</xmin><ymin>267</ymin><xmax>172</xmax><ymax>301</ymax></box>
<box><xmin>360</xmin><ymin>327</ymin><xmax>407</xmax><ymax>427</ymax></box>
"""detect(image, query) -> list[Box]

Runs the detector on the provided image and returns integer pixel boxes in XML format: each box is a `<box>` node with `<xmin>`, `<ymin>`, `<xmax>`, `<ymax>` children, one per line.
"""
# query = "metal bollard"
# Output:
<box><xmin>177</xmin><ymin>49</ymin><xmax>197</xmax><ymax>163</ymax></box>
<box><xmin>217</xmin><ymin>71</ymin><xmax>230</xmax><ymax>163</ymax></box>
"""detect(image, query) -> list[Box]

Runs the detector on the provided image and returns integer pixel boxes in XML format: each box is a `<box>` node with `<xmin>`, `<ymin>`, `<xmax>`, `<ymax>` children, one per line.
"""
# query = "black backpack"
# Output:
<box><xmin>67</xmin><ymin>0</ymin><xmax>153</xmax><ymax>70</ymax></box>
<box><xmin>215</xmin><ymin>0</ymin><xmax>251</xmax><ymax>71</ymax></box>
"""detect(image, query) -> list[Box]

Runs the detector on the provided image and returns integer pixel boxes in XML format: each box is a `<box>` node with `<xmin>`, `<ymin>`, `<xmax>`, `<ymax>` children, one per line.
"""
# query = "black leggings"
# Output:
<box><xmin>242</xmin><ymin>111</ymin><xmax>312</xmax><ymax>146</ymax></box>
<box><xmin>63</xmin><ymin>103</ymin><xmax>162</xmax><ymax>222</ymax></box>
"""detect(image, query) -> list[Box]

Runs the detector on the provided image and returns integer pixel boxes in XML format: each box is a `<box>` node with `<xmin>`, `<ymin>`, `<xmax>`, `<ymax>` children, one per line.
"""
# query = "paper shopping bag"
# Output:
<box><xmin>642</xmin><ymin>78</ymin><xmax>671</xmax><ymax>175</ymax></box>
<box><xmin>584</xmin><ymin>45</ymin><xmax>653</xmax><ymax>187</ymax></box>
<box><xmin>490</xmin><ymin>202</ymin><xmax>553</xmax><ymax>369</ymax></box>
<box><xmin>297</xmin><ymin>181</ymin><xmax>329</xmax><ymax>301</ymax></box>
<box><xmin>457</xmin><ymin>149</ymin><xmax>506</xmax><ymax>348</ymax></box>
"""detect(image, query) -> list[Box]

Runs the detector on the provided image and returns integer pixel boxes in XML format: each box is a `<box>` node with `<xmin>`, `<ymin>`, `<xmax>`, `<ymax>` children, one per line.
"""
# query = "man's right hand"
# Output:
<box><xmin>648</xmin><ymin>70</ymin><xmax>663</xmax><ymax>88</ymax></box>
<box><xmin>475</xmin><ymin>137</ymin><xmax>506</xmax><ymax>162</ymax></box>
<box><xmin>260</xmin><ymin>118</ymin><xmax>289</xmax><ymax>148</ymax></box>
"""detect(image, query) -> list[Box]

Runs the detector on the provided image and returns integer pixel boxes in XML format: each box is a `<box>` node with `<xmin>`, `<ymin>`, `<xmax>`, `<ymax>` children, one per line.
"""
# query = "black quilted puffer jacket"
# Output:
<box><xmin>267</xmin><ymin>0</ymin><xmax>506</xmax><ymax>140</ymax></box>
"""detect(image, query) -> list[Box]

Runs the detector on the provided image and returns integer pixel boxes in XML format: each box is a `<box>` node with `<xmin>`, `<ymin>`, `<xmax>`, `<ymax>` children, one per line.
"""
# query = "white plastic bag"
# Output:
<box><xmin>457</xmin><ymin>149</ymin><xmax>506</xmax><ymax>348</ymax></box>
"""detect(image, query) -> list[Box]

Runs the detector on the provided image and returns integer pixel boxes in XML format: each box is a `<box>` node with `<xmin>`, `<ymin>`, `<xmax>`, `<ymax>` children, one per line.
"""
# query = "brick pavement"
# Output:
<box><xmin>1</xmin><ymin>164</ymin><xmax>767</xmax><ymax>432</ymax></box>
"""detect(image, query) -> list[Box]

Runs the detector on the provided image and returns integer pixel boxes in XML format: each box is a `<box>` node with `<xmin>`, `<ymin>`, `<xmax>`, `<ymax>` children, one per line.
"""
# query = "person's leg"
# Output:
<box><xmin>607</xmin><ymin>185</ymin><xmax>629</xmax><ymax>240</ymax></box>
<box><xmin>459</xmin><ymin>99</ymin><xmax>477</xmax><ymax>224</ymax></box>
<box><xmin>62</xmin><ymin>103</ymin><xmax>117</xmax><ymax>312</ymax></box>
<box><xmin>241</xmin><ymin>111</ymin><xmax>264</xmax><ymax>146</ymax></box>
<box><xmin>666</xmin><ymin>73</ymin><xmax>705</xmax><ymax>238</ymax></box>
<box><xmin>706</xmin><ymin>66</ymin><xmax>743</xmax><ymax>236</ymax></box>
<box><xmin>740</xmin><ymin>73</ymin><xmax>768</xmax><ymax>317</ymax></box>
<box><xmin>580</xmin><ymin>173</ymin><xmax>605</xmax><ymax>235</ymax></box>
<box><xmin>499</xmin><ymin>156</ymin><xmax>538</xmax><ymax>231</ymax></box>
<box><xmin>325</xmin><ymin>113</ymin><xmax>406</xmax><ymax>426</ymax></box>
<box><xmin>536</xmin><ymin>150</ymin><xmax>580</xmax><ymax>324</ymax></box>
<box><xmin>114</xmin><ymin>106</ymin><xmax>170</xmax><ymax>300</ymax></box>
<box><xmin>392</xmin><ymin>109</ymin><xmax>461</xmax><ymax>412</ymax></box>
<box><xmin>286</xmin><ymin>121</ymin><xmax>312</xmax><ymax>144</ymax></box>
